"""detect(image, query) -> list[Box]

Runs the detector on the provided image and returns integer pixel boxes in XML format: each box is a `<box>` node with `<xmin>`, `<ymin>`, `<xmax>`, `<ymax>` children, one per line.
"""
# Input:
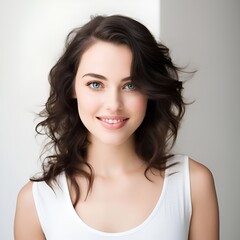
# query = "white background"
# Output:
<box><xmin>0</xmin><ymin>0</ymin><xmax>160</xmax><ymax>239</ymax></box>
<box><xmin>1</xmin><ymin>0</ymin><xmax>240</xmax><ymax>239</ymax></box>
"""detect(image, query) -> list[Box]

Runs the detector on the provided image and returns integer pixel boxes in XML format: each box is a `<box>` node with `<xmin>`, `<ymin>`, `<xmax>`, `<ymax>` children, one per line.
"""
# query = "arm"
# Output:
<box><xmin>188</xmin><ymin>159</ymin><xmax>219</xmax><ymax>240</ymax></box>
<box><xmin>14</xmin><ymin>181</ymin><xmax>46</xmax><ymax>240</ymax></box>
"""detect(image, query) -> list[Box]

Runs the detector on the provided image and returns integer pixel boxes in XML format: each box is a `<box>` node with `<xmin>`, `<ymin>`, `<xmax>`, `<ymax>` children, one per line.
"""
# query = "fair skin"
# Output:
<box><xmin>14</xmin><ymin>41</ymin><xmax>219</xmax><ymax>239</ymax></box>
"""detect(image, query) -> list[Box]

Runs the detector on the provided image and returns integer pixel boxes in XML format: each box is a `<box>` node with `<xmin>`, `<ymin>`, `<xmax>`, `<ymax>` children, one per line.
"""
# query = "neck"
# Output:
<box><xmin>86</xmin><ymin>137</ymin><xmax>144</xmax><ymax>177</ymax></box>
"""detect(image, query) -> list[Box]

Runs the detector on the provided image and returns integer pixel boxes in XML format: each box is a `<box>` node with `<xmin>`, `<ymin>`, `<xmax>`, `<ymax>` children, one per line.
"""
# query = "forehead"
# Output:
<box><xmin>77</xmin><ymin>41</ymin><xmax>133</xmax><ymax>77</ymax></box>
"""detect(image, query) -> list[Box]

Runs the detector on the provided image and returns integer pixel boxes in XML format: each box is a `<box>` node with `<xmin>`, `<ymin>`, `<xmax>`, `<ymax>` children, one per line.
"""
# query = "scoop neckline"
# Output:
<box><xmin>62</xmin><ymin>170</ymin><xmax>169</xmax><ymax>237</ymax></box>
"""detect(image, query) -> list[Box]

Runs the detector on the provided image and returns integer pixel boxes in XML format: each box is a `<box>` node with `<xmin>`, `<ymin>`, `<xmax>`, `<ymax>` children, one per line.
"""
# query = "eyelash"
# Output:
<box><xmin>124</xmin><ymin>83</ymin><xmax>136</xmax><ymax>90</ymax></box>
<box><xmin>86</xmin><ymin>81</ymin><xmax>137</xmax><ymax>91</ymax></box>
<box><xmin>87</xmin><ymin>81</ymin><xmax>103</xmax><ymax>89</ymax></box>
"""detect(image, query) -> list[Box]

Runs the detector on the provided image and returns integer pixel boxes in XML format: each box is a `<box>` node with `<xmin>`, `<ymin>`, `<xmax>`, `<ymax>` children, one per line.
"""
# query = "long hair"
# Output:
<box><xmin>33</xmin><ymin>15</ymin><xmax>186</xmax><ymax>206</ymax></box>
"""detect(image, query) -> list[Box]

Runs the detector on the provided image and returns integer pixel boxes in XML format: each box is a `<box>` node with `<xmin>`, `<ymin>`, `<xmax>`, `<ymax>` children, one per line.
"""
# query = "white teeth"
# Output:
<box><xmin>101</xmin><ymin>119</ymin><xmax>124</xmax><ymax>124</ymax></box>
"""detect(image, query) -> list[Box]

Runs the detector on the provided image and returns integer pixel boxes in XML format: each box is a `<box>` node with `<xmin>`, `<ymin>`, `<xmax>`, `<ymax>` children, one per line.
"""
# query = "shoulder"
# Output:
<box><xmin>188</xmin><ymin>158</ymin><xmax>216</xmax><ymax>199</ymax></box>
<box><xmin>188</xmin><ymin>158</ymin><xmax>218</xmax><ymax>210</ymax></box>
<box><xmin>14</xmin><ymin>181</ymin><xmax>45</xmax><ymax>240</ymax></box>
<box><xmin>188</xmin><ymin>158</ymin><xmax>219</xmax><ymax>239</ymax></box>
<box><xmin>15</xmin><ymin>181</ymin><xmax>35</xmax><ymax>216</ymax></box>
<box><xmin>17</xmin><ymin>181</ymin><xmax>34</xmax><ymax>204</ymax></box>
<box><xmin>189</xmin><ymin>158</ymin><xmax>215</xmax><ymax>185</ymax></box>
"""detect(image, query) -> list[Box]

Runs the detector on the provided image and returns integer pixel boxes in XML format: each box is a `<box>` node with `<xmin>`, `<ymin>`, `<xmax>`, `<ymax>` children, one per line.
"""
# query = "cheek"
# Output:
<box><xmin>130</xmin><ymin>95</ymin><xmax>148</xmax><ymax>116</ymax></box>
<box><xmin>76</xmin><ymin>90</ymin><xmax>97</xmax><ymax>118</ymax></box>
<box><xmin>79</xmin><ymin>94</ymin><xmax>95</xmax><ymax>106</ymax></box>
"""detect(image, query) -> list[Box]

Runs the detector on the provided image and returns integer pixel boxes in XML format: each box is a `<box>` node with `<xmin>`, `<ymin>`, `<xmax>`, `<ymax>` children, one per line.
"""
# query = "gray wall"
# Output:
<box><xmin>161</xmin><ymin>0</ymin><xmax>240</xmax><ymax>239</ymax></box>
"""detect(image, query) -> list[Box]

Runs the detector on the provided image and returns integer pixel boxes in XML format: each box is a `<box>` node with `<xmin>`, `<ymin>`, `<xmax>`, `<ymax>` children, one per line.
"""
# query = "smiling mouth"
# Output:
<box><xmin>96</xmin><ymin>117</ymin><xmax>128</xmax><ymax>124</ymax></box>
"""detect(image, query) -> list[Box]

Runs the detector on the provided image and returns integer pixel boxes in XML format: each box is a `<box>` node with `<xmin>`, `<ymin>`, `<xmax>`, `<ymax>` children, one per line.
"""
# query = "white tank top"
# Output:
<box><xmin>32</xmin><ymin>155</ymin><xmax>192</xmax><ymax>240</ymax></box>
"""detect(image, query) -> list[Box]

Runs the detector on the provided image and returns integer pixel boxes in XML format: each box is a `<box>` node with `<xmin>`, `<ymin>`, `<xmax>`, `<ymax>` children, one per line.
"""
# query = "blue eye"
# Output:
<box><xmin>125</xmin><ymin>83</ymin><xmax>136</xmax><ymax>90</ymax></box>
<box><xmin>88</xmin><ymin>82</ymin><xmax>102</xmax><ymax>89</ymax></box>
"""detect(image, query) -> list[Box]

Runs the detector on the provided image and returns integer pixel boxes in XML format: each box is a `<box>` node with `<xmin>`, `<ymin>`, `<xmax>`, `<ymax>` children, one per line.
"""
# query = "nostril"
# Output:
<box><xmin>105</xmin><ymin>94</ymin><xmax>123</xmax><ymax>111</ymax></box>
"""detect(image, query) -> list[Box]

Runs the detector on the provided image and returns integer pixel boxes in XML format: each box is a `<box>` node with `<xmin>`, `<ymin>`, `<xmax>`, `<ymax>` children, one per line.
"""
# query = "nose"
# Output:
<box><xmin>105</xmin><ymin>88</ymin><xmax>123</xmax><ymax>112</ymax></box>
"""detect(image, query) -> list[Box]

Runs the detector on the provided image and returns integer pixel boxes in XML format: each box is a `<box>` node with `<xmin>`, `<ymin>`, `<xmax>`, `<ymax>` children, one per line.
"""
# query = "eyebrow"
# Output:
<box><xmin>82</xmin><ymin>73</ymin><xmax>132</xmax><ymax>82</ymax></box>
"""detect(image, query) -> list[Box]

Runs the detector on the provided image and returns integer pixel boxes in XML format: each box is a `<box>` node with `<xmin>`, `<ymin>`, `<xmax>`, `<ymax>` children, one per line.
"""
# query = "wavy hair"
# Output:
<box><xmin>33</xmin><ymin>15</ymin><xmax>186</xmax><ymax>206</ymax></box>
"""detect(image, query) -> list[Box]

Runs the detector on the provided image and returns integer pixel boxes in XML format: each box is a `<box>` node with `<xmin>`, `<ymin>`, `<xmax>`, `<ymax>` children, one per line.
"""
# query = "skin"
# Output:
<box><xmin>74</xmin><ymin>41</ymin><xmax>148</xmax><ymax>148</ymax></box>
<box><xmin>14</xmin><ymin>41</ymin><xmax>219</xmax><ymax>240</ymax></box>
<box><xmin>188</xmin><ymin>160</ymin><xmax>219</xmax><ymax>239</ymax></box>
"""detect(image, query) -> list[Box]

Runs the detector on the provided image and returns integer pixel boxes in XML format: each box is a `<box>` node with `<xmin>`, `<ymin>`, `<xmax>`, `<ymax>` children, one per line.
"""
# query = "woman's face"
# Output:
<box><xmin>74</xmin><ymin>41</ymin><xmax>147</xmax><ymax>146</ymax></box>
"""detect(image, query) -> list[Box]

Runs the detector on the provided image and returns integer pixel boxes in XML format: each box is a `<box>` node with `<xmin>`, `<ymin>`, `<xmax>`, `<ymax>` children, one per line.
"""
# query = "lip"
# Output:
<box><xmin>96</xmin><ymin>116</ymin><xmax>129</xmax><ymax>130</ymax></box>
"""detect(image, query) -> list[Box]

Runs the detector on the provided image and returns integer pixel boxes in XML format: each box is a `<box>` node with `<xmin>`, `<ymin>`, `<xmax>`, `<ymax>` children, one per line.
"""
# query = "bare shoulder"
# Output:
<box><xmin>14</xmin><ymin>181</ymin><xmax>45</xmax><ymax>240</ymax></box>
<box><xmin>188</xmin><ymin>158</ymin><xmax>219</xmax><ymax>240</ymax></box>
<box><xmin>16</xmin><ymin>181</ymin><xmax>34</xmax><ymax>204</ymax></box>
<box><xmin>189</xmin><ymin>158</ymin><xmax>215</xmax><ymax>189</ymax></box>
<box><xmin>188</xmin><ymin>158</ymin><xmax>217</xmax><ymax>207</ymax></box>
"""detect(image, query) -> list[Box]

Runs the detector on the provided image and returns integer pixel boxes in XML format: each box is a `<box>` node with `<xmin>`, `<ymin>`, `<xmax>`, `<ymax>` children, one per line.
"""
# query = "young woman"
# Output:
<box><xmin>14</xmin><ymin>15</ymin><xmax>219</xmax><ymax>240</ymax></box>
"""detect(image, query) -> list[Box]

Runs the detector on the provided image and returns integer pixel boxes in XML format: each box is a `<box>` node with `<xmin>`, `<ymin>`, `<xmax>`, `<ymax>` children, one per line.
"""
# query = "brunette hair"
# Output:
<box><xmin>33</xmin><ymin>15</ymin><xmax>185</xmax><ymax>206</ymax></box>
